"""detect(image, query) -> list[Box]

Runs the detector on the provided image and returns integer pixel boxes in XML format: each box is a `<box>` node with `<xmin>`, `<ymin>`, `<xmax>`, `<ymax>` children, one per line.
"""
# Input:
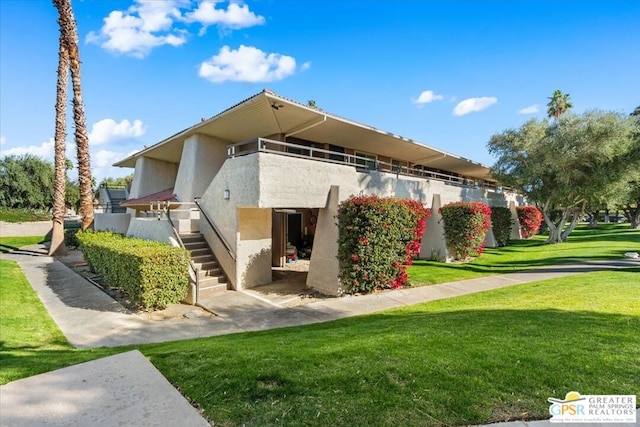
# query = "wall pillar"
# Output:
<box><xmin>307</xmin><ymin>186</ymin><xmax>341</xmax><ymax>296</ymax></box>
<box><xmin>509</xmin><ymin>200</ymin><xmax>522</xmax><ymax>240</ymax></box>
<box><xmin>419</xmin><ymin>194</ymin><xmax>450</xmax><ymax>262</ymax></box>
<box><xmin>236</xmin><ymin>208</ymin><xmax>272</xmax><ymax>290</ymax></box>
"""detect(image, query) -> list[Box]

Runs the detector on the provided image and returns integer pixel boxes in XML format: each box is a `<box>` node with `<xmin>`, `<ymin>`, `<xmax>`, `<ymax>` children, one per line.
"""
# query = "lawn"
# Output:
<box><xmin>2</xmin><ymin>252</ymin><xmax>639</xmax><ymax>425</ymax></box>
<box><xmin>0</xmin><ymin>236</ymin><xmax>50</xmax><ymax>253</ymax></box>
<box><xmin>0</xmin><ymin>207</ymin><xmax>50</xmax><ymax>222</ymax></box>
<box><xmin>408</xmin><ymin>223</ymin><xmax>640</xmax><ymax>285</ymax></box>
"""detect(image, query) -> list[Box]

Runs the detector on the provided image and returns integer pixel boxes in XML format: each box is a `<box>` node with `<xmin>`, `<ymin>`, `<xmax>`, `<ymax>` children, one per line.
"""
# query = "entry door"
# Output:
<box><xmin>287</xmin><ymin>213</ymin><xmax>302</xmax><ymax>248</ymax></box>
<box><xmin>272</xmin><ymin>211</ymin><xmax>286</xmax><ymax>267</ymax></box>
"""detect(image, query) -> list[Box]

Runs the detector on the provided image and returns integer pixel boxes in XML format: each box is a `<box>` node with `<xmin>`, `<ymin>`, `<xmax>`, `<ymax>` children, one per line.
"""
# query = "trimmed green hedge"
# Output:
<box><xmin>77</xmin><ymin>230</ymin><xmax>190</xmax><ymax>310</ymax></box>
<box><xmin>490</xmin><ymin>206</ymin><xmax>513</xmax><ymax>247</ymax></box>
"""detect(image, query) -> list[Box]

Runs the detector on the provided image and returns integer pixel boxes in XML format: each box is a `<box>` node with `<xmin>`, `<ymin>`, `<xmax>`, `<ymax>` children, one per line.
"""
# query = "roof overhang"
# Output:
<box><xmin>114</xmin><ymin>89</ymin><xmax>493</xmax><ymax>180</ymax></box>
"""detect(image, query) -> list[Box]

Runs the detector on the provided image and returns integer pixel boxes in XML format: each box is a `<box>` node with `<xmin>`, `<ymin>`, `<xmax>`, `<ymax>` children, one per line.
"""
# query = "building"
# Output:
<box><xmin>105</xmin><ymin>89</ymin><xmax>521</xmax><ymax>302</ymax></box>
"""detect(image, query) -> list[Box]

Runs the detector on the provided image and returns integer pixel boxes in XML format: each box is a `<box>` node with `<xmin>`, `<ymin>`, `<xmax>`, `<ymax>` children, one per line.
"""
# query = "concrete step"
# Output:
<box><xmin>197</xmin><ymin>282</ymin><xmax>229</xmax><ymax>298</ymax></box>
<box><xmin>183</xmin><ymin>241</ymin><xmax>207</xmax><ymax>250</ymax></box>
<box><xmin>197</xmin><ymin>267</ymin><xmax>223</xmax><ymax>279</ymax></box>
<box><xmin>180</xmin><ymin>233</ymin><xmax>204</xmax><ymax>244</ymax></box>
<box><xmin>193</xmin><ymin>260</ymin><xmax>219</xmax><ymax>271</ymax></box>
<box><xmin>198</xmin><ymin>275</ymin><xmax>226</xmax><ymax>286</ymax></box>
<box><xmin>192</xmin><ymin>253</ymin><xmax>215</xmax><ymax>264</ymax></box>
<box><xmin>189</xmin><ymin>248</ymin><xmax>211</xmax><ymax>257</ymax></box>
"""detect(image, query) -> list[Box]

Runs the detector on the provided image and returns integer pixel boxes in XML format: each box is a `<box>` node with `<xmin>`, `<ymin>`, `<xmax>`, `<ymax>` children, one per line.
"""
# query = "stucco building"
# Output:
<box><xmin>106</xmin><ymin>89</ymin><xmax>521</xmax><ymax>303</ymax></box>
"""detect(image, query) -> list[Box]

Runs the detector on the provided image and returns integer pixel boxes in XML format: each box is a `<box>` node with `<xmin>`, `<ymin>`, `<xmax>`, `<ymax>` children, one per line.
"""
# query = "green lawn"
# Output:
<box><xmin>2</xmin><ymin>227</ymin><xmax>639</xmax><ymax>426</ymax></box>
<box><xmin>0</xmin><ymin>207</ymin><xmax>50</xmax><ymax>222</ymax></box>
<box><xmin>0</xmin><ymin>236</ymin><xmax>50</xmax><ymax>253</ymax></box>
<box><xmin>408</xmin><ymin>223</ymin><xmax>640</xmax><ymax>285</ymax></box>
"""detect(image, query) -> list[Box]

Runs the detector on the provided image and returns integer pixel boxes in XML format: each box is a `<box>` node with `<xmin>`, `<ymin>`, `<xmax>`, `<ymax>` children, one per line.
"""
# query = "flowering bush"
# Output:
<box><xmin>490</xmin><ymin>206</ymin><xmax>513</xmax><ymax>247</ymax></box>
<box><xmin>337</xmin><ymin>195</ymin><xmax>430</xmax><ymax>293</ymax></box>
<box><xmin>517</xmin><ymin>206</ymin><xmax>543</xmax><ymax>238</ymax></box>
<box><xmin>440</xmin><ymin>202</ymin><xmax>491</xmax><ymax>260</ymax></box>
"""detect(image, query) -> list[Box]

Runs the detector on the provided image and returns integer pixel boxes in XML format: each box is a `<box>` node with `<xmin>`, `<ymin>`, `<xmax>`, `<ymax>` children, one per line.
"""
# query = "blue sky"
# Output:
<box><xmin>1</xmin><ymin>0</ymin><xmax>639</xmax><ymax>182</ymax></box>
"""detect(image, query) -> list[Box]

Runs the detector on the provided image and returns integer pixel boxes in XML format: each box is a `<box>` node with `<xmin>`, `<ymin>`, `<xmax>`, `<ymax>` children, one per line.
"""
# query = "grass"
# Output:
<box><xmin>0</xmin><ymin>259</ymin><xmax>119</xmax><ymax>384</ymax></box>
<box><xmin>408</xmin><ymin>223</ymin><xmax>640</xmax><ymax>285</ymax></box>
<box><xmin>0</xmin><ymin>207</ymin><xmax>50</xmax><ymax>222</ymax></box>
<box><xmin>0</xmin><ymin>236</ymin><xmax>50</xmax><ymax>253</ymax></box>
<box><xmin>1</xmin><ymin>226</ymin><xmax>639</xmax><ymax>426</ymax></box>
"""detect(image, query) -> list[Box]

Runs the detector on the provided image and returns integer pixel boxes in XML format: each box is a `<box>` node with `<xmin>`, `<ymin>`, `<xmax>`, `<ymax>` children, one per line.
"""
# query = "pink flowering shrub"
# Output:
<box><xmin>440</xmin><ymin>202</ymin><xmax>491</xmax><ymax>260</ymax></box>
<box><xmin>516</xmin><ymin>206</ymin><xmax>543</xmax><ymax>238</ymax></box>
<box><xmin>337</xmin><ymin>195</ymin><xmax>430</xmax><ymax>293</ymax></box>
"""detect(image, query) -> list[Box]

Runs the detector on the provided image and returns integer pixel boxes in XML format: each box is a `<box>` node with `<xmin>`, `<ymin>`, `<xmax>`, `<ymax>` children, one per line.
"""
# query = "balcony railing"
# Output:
<box><xmin>227</xmin><ymin>137</ymin><xmax>502</xmax><ymax>191</ymax></box>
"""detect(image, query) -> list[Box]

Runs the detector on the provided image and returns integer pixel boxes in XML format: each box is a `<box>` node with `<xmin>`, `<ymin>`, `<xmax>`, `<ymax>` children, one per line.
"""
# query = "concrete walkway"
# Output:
<box><xmin>1</xmin><ymin>245</ymin><xmax>637</xmax><ymax>426</ymax></box>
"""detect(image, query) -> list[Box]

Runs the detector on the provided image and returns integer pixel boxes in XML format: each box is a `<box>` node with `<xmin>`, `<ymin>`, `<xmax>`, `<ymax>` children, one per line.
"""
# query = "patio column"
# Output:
<box><xmin>307</xmin><ymin>186</ymin><xmax>341</xmax><ymax>296</ymax></box>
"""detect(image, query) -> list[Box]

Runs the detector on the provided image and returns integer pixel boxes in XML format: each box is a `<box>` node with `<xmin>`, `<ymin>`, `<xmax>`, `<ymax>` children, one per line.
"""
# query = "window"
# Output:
<box><xmin>354</xmin><ymin>151</ymin><xmax>377</xmax><ymax>170</ymax></box>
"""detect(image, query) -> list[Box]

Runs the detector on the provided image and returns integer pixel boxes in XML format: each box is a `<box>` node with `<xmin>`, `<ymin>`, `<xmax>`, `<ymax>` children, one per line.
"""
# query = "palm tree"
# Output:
<box><xmin>546</xmin><ymin>89</ymin><xmax>573</xmax><ymax>119</ymax></box>
<box><xmin>53</xmin><ymin>0</ymin><xmax>94</xmax><ymax>231</ymax></box>
<box><xmin>49</xmin><ymin>33</ymin><xmax>70</xmax><ymax>256</ymax></box>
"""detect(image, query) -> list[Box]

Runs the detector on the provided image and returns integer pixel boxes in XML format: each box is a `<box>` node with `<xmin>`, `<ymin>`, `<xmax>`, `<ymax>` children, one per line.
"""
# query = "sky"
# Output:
<box><xmin>1</xmin><ymin>0</ymin><xmax>639</xmax><ymax>183</ymax></box>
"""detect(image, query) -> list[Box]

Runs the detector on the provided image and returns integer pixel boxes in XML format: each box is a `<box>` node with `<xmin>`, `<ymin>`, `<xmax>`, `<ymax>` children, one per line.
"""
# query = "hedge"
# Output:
<box><xmin>517</xmin><ymin>206</ymin><xmax>543</xmax><ymax>238</ymax></box>
<box><xmin>440</xmin><ymin>202</ymin><xmax>491</xmax><ymax>260</ymax></box>
<box><xmin>337</xmin><ymin>195</ymin><xmax>430</xmax><ymax>293</ymax></box>
<box><xmin>77</xmin><ymin>230</ymin><xmax>190</xmax><ymax>310</ymax></box>
<box><xmin>490</xmin><ymin>206</ymin><xmax>513</xmax><ymax>247</ymax></box>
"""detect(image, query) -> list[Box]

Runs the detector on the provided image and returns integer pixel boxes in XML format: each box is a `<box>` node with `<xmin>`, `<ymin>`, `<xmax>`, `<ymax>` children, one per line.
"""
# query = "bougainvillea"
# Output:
<box><xmin>516</xmin><ymin>206</ymin><xmax>543</xmax><ymax>238</ymax></box>
<box><xmin>337</xmin><ymin>195</ymin><xmax>430</xmax><ymax>294</ymax></box>
<box><xmin>440</xmin><ymin>202</ymin><xmax>491</xmax><ymax>260</ymax></box>
<box><xmin>490</xmin><ymin>206</ymin><xmax>513</xmax><ymax>247</ymax></box>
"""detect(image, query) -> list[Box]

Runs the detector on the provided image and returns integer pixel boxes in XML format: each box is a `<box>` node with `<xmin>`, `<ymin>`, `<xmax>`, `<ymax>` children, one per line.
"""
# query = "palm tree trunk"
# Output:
<box><xmin>49</xmin><ymin>33</ymin><xmax>69</xmax><ymax>256</ymax></box>
<box><xmin>54</xmin><ymin>0</ymin><xmax>94</xmax><ymax>231</ymax></box>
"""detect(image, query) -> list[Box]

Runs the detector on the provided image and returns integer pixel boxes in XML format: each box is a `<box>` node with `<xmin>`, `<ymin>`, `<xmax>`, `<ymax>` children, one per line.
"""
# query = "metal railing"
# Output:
<box><xmin>193</xmin><ymin>197</ymin><xmax>236</xmax><ymax>261</ymax></box>
<box><xmin>227</xmin><ymin>137</ymin><xmax>501</xmax><ymax>191</ymax></box>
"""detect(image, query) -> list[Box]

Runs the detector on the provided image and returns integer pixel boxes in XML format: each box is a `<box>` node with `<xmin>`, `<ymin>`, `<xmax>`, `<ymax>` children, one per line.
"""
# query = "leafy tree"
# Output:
<box><xmin>488</xmin><ymin>110</ymin><xmax>640</xmax><ymax>243</ymax></box>
<box><xmin>0</xmin><ymin>155</ymin><xmax>55</xmax><ymax>211</ymax></box>
<box><xmin>546</xmin><ymin>89</ymin><xmax>573</xmax><ymax>119</ymax></box>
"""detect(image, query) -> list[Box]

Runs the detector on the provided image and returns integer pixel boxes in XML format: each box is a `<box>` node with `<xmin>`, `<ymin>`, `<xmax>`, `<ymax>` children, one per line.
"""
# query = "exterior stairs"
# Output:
<box><xmin>180</xmin><ymin>233</ymin><xmax>228</xmax><ymax>300</ymax></box>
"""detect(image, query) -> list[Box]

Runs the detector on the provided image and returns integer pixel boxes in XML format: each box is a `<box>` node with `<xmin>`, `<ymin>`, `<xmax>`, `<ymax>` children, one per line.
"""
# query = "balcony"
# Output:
<box><xmin>227</xmin><ymin>137</ymin><xmax>502</xmax><ymax>192</ymax></box>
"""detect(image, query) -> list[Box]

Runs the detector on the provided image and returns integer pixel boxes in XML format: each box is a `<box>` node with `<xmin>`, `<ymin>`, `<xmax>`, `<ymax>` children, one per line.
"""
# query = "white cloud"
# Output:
<box><xmin>518</xmin><ymin>104</ymin><xmax>539</xmax><ymax>114</ymax></box>
<box><xmin>413</xmin><ymin>90</ymin><xmax>444</xmax><ymax>106</ymax></box>
<box><xmin>453</xmin><ymin>97</ymin><xmax>498</xmax><ymax>116</ymax></box>
<box><xmin>89</xmin><ymin>119</ymin><xmax>146</xmax><ymax>145</ymax></box>
<box><xmin>199</xmin><ymin>45</ymin><xmax>299</xmax><ymax>83</ymax></box>
<box><xmin>87</xmin><ymin>0</ymin><xmax>266</xmax><ymax>58</ymax></box>
<box><xmin>87</xmin><ymin>0</ymin><xmax>190</xmax><ymax>58</ymax></box>
<box><xmin>2</xmin><ymin>138</ymin><xmax>56</xmax><ymax>159</ymax></box>
<box><xmin>184</xmin><ymin>0</ymin><xmax>265</xmax><ymax>35</ymax></box>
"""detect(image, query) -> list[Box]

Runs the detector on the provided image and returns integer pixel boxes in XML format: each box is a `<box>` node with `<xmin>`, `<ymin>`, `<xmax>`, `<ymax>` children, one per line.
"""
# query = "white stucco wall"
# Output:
<box><xmin>199</xmin><ymin>152</ymin><xmax>522</xmax><ymax>290</ymax></box>
<box><xmin>174</xmin><ymin>134</ymin><xmax>228</xmax><ymax>203</ymax></box>
<box><xmin>126</xmin><ymin>218</ymin><xmax>179</xmax><ymax>246</ymax></box>
<box><xmin>128</xmin><ymin>157</ymin><xmax>178</xmax><ymax>200</ymax></box>
<box><xmin>94</xmin><ymin>213</ymin><xmax>131</xmax><ymax>234</ymax></box>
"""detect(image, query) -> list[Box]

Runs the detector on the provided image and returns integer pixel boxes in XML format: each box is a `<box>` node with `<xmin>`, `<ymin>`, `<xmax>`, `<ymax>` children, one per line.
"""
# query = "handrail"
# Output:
<box><xmin>164</xmin><ymin>203</ymin><xmax>200</xmax><ymax>304</ymax></box>
<box><xmin>193</xmin><ymin>197</ymin><xmax>236</xmax><ymax>261</ymax></box>
<box><xmin>227</xmin><ymin>137</ymin><xmax>504</xmax><ymax>191</ymax></box>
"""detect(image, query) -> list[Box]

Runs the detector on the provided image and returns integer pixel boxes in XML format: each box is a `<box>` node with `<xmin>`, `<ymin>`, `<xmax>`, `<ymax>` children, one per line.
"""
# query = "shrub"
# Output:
<box><xmin>490</xmin><ymin>206</ymin><xmax>513</xmax><ymax>247</ymax></box>
<box><xmin>77</xmin><ymin>230</ymin><xmax>190</xmax><ymax>310</ymax></box>
<box><xmin>337</xmin><ymin>195</ymin><xmax>430</xmax><ymax>294</ymax></box>
<box><xmin>440</xmin><ymin>202</ymin><xmax>491</xmax><ymax>260</ymax></box>
<box><xmin>64</xmin><ymin>227</ymin><xmax>81</xmax><ymax>249</ymax></box>
<box><xmin>517</xmin><ymin>206</ymin><xmax>543</xmax><ymax>238</ymax></box>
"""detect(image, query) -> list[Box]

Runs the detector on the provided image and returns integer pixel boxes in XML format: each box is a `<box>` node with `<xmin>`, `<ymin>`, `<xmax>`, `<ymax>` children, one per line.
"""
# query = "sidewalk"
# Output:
<box><xmin>3</xmin><ymin>245</ymin><xmax>638</xmax><ymax>348</ymax></box>
<box><xmin>1</xmin><ymin>245</ymin><xmax>637</xmax><ymax>427</ymax></box>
